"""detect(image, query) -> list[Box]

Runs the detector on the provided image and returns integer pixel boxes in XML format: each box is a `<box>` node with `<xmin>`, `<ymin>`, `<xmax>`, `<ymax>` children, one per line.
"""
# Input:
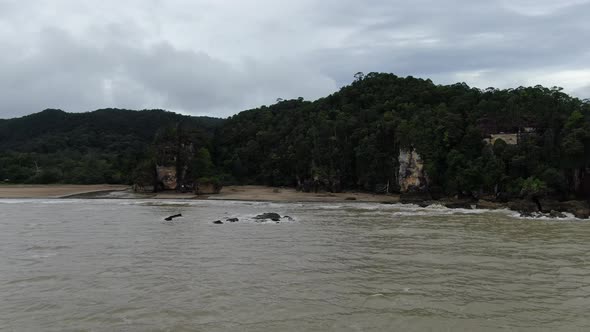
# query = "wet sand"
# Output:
<box><xmin>0</xmin><ymin>184</ymin><xmax>129</xmax><ymax>198</ymax></box>
<box><xmin>209</xmin><ymin>185</ymin><xmax>400</xmax><ymax>203</ymax></box>
<box><xmin>0</xmin><ymin>184</ymin><xmax>399</xmax><ymax>203</ymax></box>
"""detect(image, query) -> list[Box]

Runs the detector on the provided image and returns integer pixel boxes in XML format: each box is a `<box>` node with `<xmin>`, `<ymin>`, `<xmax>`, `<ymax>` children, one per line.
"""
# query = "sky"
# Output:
<box><xmin>0</xmin><ymin>0</ymin><xmax>589</xmax><ymax>118</ymax></box>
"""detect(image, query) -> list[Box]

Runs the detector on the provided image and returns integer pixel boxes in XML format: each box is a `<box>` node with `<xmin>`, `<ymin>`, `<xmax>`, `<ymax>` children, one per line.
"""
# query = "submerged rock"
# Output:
<box><xmin>508</xmin><ymin>200</ymin><xmax>539</xmax><ymax>215</ymax></box>
<box><xmin>399</xmin><ymin>191</ymin><xmax>432</xmax><ymax>205</ymax></box>
<box><xmin>549</xmin><ymin>210</ymin><xmax>567</xmax><ymax>219</ymax></box>
<box><xmin>441</xmin><ymin>199</ymin><xmax>475</xmax><ymax>209</ymax></box>
<box><xmin>254</xmin><ymin>212</ymin><xmax>281</xmax><ymax>221</ymax></box>
<box><xmin>560</xmin><ymin>201</ymin><xmax>590</xmax><ymax>219</ymax></box>
<box><xmin>476</xmin><ymin>200</ymin><xmax>506</xmax><ymax>210</ymax></box>
<box><xmin>226</xmin><ymin>218</ymin><xmax>239</xmax><ymax>223</ymax></box>
<box><xmin>164</xmin><ymin>213</ymin><xmax>182</xmax><ymax>221</ymax></box>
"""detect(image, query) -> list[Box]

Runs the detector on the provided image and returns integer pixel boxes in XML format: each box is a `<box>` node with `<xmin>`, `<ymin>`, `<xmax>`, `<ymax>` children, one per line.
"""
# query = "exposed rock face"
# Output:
<box><xmin>573</xmin><ymin>168</ymin><xmax>590</xmax><ymax>198</ymax></box>
<box><xmin>156</xmin><ymin>166</ymin><xmax>177</xmax><ymax>190</ymax></box>
<box><xmin>398</xmin><ymin>148</ymin><xmax>428</xmax><ymax>193</ymax></box>
<box><xmin>483</xmin><ymin>133</ymin><xmax>518</xmax><ymax>145</ymax></box>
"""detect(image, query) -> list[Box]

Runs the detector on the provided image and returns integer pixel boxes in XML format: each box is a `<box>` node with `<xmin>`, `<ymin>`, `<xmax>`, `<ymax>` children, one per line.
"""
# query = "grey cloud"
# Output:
<box><xmin>0</xmin><ymin>25</ymin><xmax>336</xmax><ymax>118</ymax></box>
<box><xmin>575</xmin><ymin>85</ymin><xmax>590</xmax><ymax>100</ymax></box>
<box><xmin>306</xmin><ymin>0</ymin><xmax>590</xmax><ymax>88</ymax></box>
<box><xmin>0</xmin><ymin>0</ymin><xmax>589</xmax><ymax>118</ymax></box>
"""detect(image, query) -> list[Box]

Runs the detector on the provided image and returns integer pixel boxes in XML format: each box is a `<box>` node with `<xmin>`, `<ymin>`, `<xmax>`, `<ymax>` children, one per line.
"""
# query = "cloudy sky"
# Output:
<box><xmin>1</xmin><ymin>0</ymin><xmax>589</xmax><ymax>118</ymax></box>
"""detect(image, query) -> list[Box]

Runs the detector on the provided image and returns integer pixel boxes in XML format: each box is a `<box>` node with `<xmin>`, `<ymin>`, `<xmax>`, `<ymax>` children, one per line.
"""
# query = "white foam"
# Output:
<box><xmin>509</xmin><ymin>211</ymin><xmax>582</xmax><ymax>221</ymax></box>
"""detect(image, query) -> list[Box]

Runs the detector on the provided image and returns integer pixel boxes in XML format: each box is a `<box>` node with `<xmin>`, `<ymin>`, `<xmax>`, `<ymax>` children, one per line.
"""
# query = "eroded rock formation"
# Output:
<box><xmin>398</xmin><ymin>148</ymin><xmax>428</xmax><ymax>193</ymax></box>
<box><xmin>156</xmin><ymin>166</ymin><xmax>177</xmax><ymax>190</ymax></box>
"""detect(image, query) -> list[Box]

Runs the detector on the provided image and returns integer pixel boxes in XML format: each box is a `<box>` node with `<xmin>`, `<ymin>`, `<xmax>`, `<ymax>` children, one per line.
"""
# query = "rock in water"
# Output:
<box><xmin>226</xmin><ymin>218</ymin><xmax>239</xmax><ymax>223</ymax></box>
<box><xmin>213</xmin><ymin>220</ymin><xmax>223</xmax><ymax>224</ymax></box>
<box><xmin>164</xmin><ymin>214</ymin><xmax>182</xmax><ymax>221</ymax></box>
<box><xmin>549</xmin><ymin>210</ymin><xmax>567</xmax><ymax>219</ymax></box>
<box><xmin>254</xmin><ymin>213</ymin><xmax>281</xmax><ymax>221</ymax></box>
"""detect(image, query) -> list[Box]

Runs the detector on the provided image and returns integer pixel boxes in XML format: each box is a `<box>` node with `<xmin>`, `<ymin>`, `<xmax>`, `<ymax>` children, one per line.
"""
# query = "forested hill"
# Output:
<box><xmin>0</xmin><ymin>108</ymin><xmax>222</xmax><ymax>184</ymax></box>
<box><xmin>1</xmin><ymin>73</ymin><xmax>589</xmax><ymax>199</ymax></box>
<box><xmin>214</xmin><ymin>73</ymin><xmax>590</xmax><ymax>198</ymax></box>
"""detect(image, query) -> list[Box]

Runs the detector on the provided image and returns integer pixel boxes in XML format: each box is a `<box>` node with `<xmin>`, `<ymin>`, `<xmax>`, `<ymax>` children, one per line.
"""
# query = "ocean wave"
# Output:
<box><xmin>26</xmin><ymin>245</ymin><xmax>72</xmax><ymax>251</ymax></box>
<box><xmin>508</xmin><ymin>211</ymin><xmax>583</xmax><ymax>221</ymax></box>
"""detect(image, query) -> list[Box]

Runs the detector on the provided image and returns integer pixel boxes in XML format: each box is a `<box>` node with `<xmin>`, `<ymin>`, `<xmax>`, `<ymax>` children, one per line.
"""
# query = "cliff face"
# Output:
<box><xmin>398</xmin><ymin>148</ymin><xmax>428</xmax><ymax>192</ymax></box>
<box><xmin>573</xmin><ymin>167</ymin><xmax>590</xmax><ymax>198</ymax></box>
<box><xmin>156</xmin><ymin>166</ymin><xmax>177</xmax><ymax>190</ymax></box>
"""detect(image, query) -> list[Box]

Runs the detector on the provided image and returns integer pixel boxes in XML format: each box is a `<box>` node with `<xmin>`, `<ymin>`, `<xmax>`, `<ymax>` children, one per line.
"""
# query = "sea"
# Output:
<box><xmin>1</xmin><ymin>199</ymin><xmax>589</xmax><ymax>331</ymax></box>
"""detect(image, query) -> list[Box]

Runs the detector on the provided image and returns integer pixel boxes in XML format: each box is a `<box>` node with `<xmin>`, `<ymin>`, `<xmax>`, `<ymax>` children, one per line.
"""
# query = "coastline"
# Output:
<box><xmin>0</xmin><ymin>184</ymin><xmax>587</xmax><ymax>219</ymax></box>
<box><xmin>0</xmin><ymin>184</ymin><xmax>129</xmax><ymax>198</ymax></box>
<box><xmin>0</xmin><ymin>184</ymin><xmax>400</xmax><ymax>203</ymax></box>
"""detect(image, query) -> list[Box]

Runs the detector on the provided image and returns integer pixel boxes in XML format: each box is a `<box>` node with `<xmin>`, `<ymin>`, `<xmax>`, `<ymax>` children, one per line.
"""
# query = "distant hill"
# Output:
<box><xmin>1</xmin><ymin>73</ymin><xmax>589</xmax><ymax>200</ymax></box>
<box><xmin>0</xmin><ymin>108</ymin><xmax>222</xmax><ymax>152</ymax></box>
<box><xmin>213</xmin><ymin>73</ymin><xmax>590</xmax><ymax>198</ymax></box>
<box><xmin>0</xmin><ymin>108</ymin><xmax>223</xmax><ymax>184</ymax></box>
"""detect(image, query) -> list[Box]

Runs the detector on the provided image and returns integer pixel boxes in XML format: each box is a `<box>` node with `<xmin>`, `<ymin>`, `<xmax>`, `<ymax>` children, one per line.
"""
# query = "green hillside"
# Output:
<box><xmin>1</xmin><ymin>73</ymin><xmax>589</xmax><ymax>200</ymax></box>
<box><xmin>0</xmin><ymin>108</ymin><xmax>222</xmax><ymax>184</ymax></box>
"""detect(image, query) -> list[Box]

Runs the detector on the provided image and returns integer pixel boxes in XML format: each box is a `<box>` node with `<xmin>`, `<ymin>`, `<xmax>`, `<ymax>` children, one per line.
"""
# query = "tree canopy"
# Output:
<box><xmin>1</xmin><ymin>73</ymin><xmax>589</xmax><ymax>199</ymax></box>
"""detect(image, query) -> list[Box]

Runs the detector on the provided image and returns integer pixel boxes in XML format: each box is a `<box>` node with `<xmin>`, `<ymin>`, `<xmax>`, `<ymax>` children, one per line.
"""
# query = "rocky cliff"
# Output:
<box><xmin>156</xmin><ymin>166</ymin><xmax>177</xmax><ymax>190</ymax></box>
<box><xmin>398</xmin><ymin>148</ymin><xmax>428</xmax><ymax>192</ymax></box>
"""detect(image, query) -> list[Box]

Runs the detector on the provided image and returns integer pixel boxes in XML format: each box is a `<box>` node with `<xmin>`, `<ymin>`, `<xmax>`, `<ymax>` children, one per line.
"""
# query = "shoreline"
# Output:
<box><xmin>0</xmin><ymin>184</ymin><xmax>129</xmax><ymax>198</ymax></box>
<box><xmin>0</xmin><ymin>184</ymin><xmax>588</xmax><ymax>219</ymax></box>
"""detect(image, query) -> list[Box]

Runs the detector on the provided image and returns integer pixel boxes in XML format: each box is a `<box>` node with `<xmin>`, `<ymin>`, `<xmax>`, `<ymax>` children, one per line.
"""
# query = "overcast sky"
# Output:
<box><xmin>1</xmin><ymin>0</ymin><xmax>589</xmax><ymax>118</ymax></box>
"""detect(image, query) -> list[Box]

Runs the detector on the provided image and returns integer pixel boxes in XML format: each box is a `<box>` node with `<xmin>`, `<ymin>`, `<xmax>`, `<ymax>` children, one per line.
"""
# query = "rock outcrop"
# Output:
<box><xmin>398</xmin><ymin>148</ymin><xmax>428</xmax><ymax>193</ymax></box>
<box><xmin>156</xmin><ymin>166</ymin><xmax>177</xmax><ymax>190</ymax></box>
<box><xmin>254</xmin><ymin>212</ymin><xmax>281</xmax><ymax>221</ymax></box>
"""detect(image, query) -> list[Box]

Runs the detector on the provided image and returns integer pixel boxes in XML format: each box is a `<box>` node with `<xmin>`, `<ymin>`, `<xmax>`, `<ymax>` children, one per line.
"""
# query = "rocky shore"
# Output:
<box><xmin>399</xmin><ymin>192</ymin><xmax>590</xmax><ymax>219</ymax></box>
<box><xmin>1</xmin><ymin>184</ymin><xmax>587</xmax><ymax>219</ymax></box>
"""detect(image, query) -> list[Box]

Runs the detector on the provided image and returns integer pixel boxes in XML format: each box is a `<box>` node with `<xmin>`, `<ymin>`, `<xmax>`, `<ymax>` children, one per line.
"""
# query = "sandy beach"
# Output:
<box><xmin>209</xmin><ymin>185</ymin><xmax>400</xmax><ymax>203</ymax></box>
<box><xmin>0</xmin><ymin>184</ymin><xmax>400</xmax><ymax>203</ymax></box>
<box><xmin>0</xmin><ymin>184</ymin><xmax>129</xmax><ymax>198</ymax></box>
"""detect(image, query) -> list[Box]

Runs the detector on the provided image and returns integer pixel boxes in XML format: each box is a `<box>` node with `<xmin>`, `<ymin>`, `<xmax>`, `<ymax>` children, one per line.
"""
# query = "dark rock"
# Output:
<box><xmin>213</xmin><ymin>220</ymin><xmax>223</xmax><ymax>224</ymax></box>
<box><xmin>400</xmin><ymin>191</ymin><xmax>432</xmax><ymax>204</ymax></box>
<box><xmin>226</xmin><ymin>218</ymin><xmax>239</xmax><ymax>223</ymax></box>
<box><xmin>539</xmin><ymin>199</ymin><xmax>562</xmax><ymax>213</ymax></box>
<box><xmin>508</xmin><ymin>200</ymin><xmax>539</xmax><ymax>214</ymax></box>
<box><xmin>417</xmin><ymin>201</ymin><xmax>432</xmax><ymax>208</ymax></box>
<box><xmin>549</xmin><ymin>210</ymin><xmax>567</xmax><ymax>218</ymax></box>
<box><xmin>495</xmin><ymin>192</ymin><xmax>511</xmax><ymax>203</ymax></box>
<box><xmin>441</xmin><ymin>199</ymin><xmax>475</xmax><ymax>209</ymax></box>
<box><xmin>560</xmin><ymin>201</ymin><xmax>590</xmax><ymax>219</ymax></box>
<box><xmin>345</xmin><ymin>197</ymin><xmax>357</xmax><ymax>201</ymax></box>
<box><xmin>164</xmin><ymin>213</ymin><xmax>182</xmax><ymax>221</ymax></box>
<box><xmin>541</xmin><ymin>200</ymin><xmax>590</xmax><ymax>219</ymax></box>
<box><xmin>254</xmin><ymin>212</ymin><xmax>281</xmax><ymax>221</ymax></box>
<box><xmin>476</xmin><ymin>200</ymin><xmax>506</xmax><ymax>210</ymax></box>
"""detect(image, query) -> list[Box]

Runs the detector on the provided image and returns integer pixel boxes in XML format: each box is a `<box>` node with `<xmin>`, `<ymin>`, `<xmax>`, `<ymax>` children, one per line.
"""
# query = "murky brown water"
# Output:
<box><xmin>1</xmin><ymin>199</ymin><xmax>589</xmax><ymax>331</ymax></box>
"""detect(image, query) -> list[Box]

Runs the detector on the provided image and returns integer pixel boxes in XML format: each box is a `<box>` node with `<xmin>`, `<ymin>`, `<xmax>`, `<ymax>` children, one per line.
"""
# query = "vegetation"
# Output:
<box><xmin>0</xmin><ymin>108</ymin><xmax>222</xmax><ymax>184</ymax></box>
<box><xmin>214</xmin><ymin>73</ymin><xmax>589</xmax><ymax>199</ymax></box>
<box><xmin>1</xmin><ymin>73</ymin><xmax>589</xmax><ymax>200</ymax></box>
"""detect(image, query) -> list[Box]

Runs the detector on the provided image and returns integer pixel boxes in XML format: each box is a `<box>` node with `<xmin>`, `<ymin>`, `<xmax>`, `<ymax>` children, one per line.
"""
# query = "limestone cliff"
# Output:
<box><xmin>156</xmin><ymin>166</ymin><xmax>177</xmax><ymax>190</ymax></box>
<box><xmin>398</xmin><ymin>148</ymin><xmax>428</xmax><ymax>192</ymax></box>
